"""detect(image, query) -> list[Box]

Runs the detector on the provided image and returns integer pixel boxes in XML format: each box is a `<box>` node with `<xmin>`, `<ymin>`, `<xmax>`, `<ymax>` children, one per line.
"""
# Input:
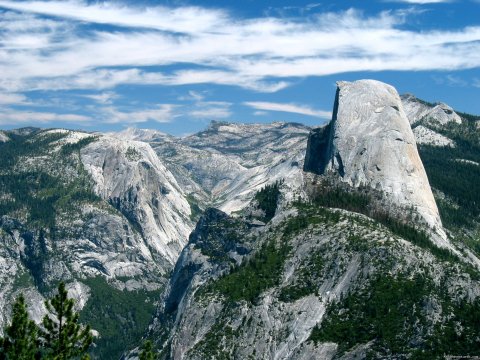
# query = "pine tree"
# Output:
<box><xmin>41</xmin><ymin>282</ymin><xmax>93</xmax><ymax>360</ymax></box>
<box><xmin>0</xmin><ymin>294</ymin><xmax>40</xmax><ymax>360</ymax></box>
<box><xmin>139</xmin><ymin>340</ymin><xmax>155</xmax><ymax>360</ymax></box>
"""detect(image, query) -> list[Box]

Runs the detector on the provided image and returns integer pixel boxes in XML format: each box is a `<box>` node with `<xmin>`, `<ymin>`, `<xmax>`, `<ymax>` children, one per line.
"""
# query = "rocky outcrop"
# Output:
<box><xmin>149</xmin><ymin>208</ymin><xmax>253</xmax><ymax>358</ymax></box>
<box><xmin>161</xmin><ymin>208</ymin><xmax>238</xmax><ymax>318</ymax></box>
<box><xmin>0</xmin><ymin>131</ymin><xmax>9</xmax><ymax>142</ymax></box>
<box><xmin>413</xmin><ymin>125</ymin><xmax>455</xmax><ymax>147</ymax></box>
<box><xmin>428</xmin><ymin>103</ymin><xmax>462</xmax><ymax>125</ymax></box>
<box><xmin>303</xmin><ymin>124</ymin><xmax>331</xmax><ymax>174</ymax></box>
<box><xmin>0</xmin><ymin>129</ymin><xmax>193</xmax><ymax>346</ymax></box>
<box><xmin>81</xmin><ymin>136</ymin><xmax>193</xmax><ymax>267</ymax></box>
<box><xmin>304</xmin><ymin>80</ymin><xmax>448</xmax><ymax>246</ymax></box>
<box><xmin>401</xmin><ymin>94</ymin><xmax>462</xmax><ymax>125</ymax></box>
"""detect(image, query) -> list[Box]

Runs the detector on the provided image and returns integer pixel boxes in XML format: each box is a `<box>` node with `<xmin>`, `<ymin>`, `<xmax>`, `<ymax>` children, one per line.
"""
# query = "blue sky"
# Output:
<box><xmin>0</xmin><ymin>0</ymin><xmax>479</xmax><ymax>135</ymax></box>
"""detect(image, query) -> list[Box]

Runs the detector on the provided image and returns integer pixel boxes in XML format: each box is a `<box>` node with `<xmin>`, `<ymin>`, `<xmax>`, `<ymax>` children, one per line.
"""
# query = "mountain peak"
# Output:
<box><xmin>401</xmin><ymin>93</ymin><xmax>462</xmax><ymax>125</ymax></box>
<box><xmin>305</xmin><ymin>79</ymin><xmax>448</xmax><ymax>245</ymax></box>
<box><xmin>116</xmin><ymin>127</ymin><xmax>173</xmax><ymax>142</ymax></box>
<box><xmin>7</xmin><ymin>126</ymin><xmax>41</xmax><ymax>136</ymax></box>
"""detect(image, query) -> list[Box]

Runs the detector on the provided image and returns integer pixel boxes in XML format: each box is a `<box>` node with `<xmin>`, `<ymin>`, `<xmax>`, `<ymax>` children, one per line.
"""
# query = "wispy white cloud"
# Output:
<box><xmin>177</xmin><ymin>90</ymin><xmax>231</xmax><ymax>119</ymax></box>
<box><xmin>182</xmin><ymin>91</ymin><xmax>205</xmax><ymax>102</ymax></box>
<box><xmin>0</xmin><ymin>92</ymin><xmax>28</xmax><ymax>105</ymax></box>
<box><xmin>432</xmin><ymin>74</ymin><xmax>468</xmax><ymax>87</ymax></box>
<box><xmin>244</xmin><ymin>101</ymin><xmax>331</xmax><ymax>118</ymax></box>
<box><xmin>445</xmin><ymin>75</ymin><xmax>468</xmax><ymax>87</ymax></box>
<box><xmin>6</xmin><ymin>68</ymin><xmax>289</xmax><ymax>94</ymax></box>
<box><xmin>99</xmin><ymin>105</ymin><xmax>177</xmax><ymax>124</ymax></box>
<box><xmin>82</xmin><ymin>91</ymin><xmax>118</xmax><ymax>104</ymax></box>
<box><xmin>0</xmin><ymin>108</ymin><xmax>90</xmax><ymax>125</ymax></box>
<box><xmin>0</xmin><ymin>2</ymin><xmax>478</xmax><ymax>128</ymax></box>
<box><xmin>0</xmin><ymin>1</ymin><xmax>227</xmax><ymax>34</ymax></box>
<box><xmin>0</xmin><ymin>100</ymin><xmax>177</xmax><ymax>126</ymax></box>
<box><xmin>188</xmin><ymin>101</ymin><xmax>232</xmax><ymax>119</ymax></box>
<box><xmin>472</xmin><ymin>78</ymin><xmax>480</xmax><ymax>88</ymax></box>
<box><xmin>0</xmin><ymin>2</ymin><xmax>479</xmax><ymax>100</ymax></box>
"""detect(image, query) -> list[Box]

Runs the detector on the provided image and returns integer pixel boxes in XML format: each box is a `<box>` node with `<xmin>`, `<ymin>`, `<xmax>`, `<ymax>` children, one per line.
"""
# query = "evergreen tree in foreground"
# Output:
<box><xmin>139</xmin><ymin>340</ymin><xmax>155</xmax><ymax>360</ymax></box>
<box><xmin>0</xmin><ymin>294</ymin><xmax>40</xmax><ymax>360</ymax></box>
<box><xmin>41</xmin><ymin>282</ymin><xmax>93</xmax><ymax>360</ymax></box>
<box><xmin>1</xmin><ymin>282</ymin><xmax>94</xmax><ymax>359</ymax></box>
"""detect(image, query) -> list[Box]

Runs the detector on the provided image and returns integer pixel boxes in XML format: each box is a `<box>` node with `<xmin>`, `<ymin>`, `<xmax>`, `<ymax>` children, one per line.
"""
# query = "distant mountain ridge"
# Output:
<box><xmin>116</xmin><ymin>121</ymin><xmax>310</xmax><ymax>214</ymax></box>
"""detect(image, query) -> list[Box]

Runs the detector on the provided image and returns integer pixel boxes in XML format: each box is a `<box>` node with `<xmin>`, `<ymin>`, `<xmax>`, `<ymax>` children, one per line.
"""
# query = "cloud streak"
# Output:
<box><xmin>99</xmin><ymin>105</ymin><xmax>177</xmax><ymax>124</ymax></box>
<box><xmin>0</xmin><ymin>108</ymin><xmax>90</xmax><ymax>125</ymax></box>
<box><xmin>188</xmin><ymin>101</ymin><xmax>232</xmax><ymax>120</ymax></box>
<box><xmin>0</xmin><ymin>93</ymin><xmax>28</xmax><ymax>105</ymax></box>
<box><xmin>0</xmin><ymin>3</ymin><xmax>479</xmax><ymax>96</ymax></box>
<box><xmin>82</xmin><ymin>91</ymin><xmax>119</xmax><ymax>105</ymax></box>
<box><xmin>0</xmin><ymin>1</ymin><xmax>226</xmax><ymax>33</ymax></box>
<box><xmin>0</xmin><ymin>1</ymin><xmax>479</xmax><ymax>125</ymax></box>
<box><xmin>244</xmin><ymin>101</ymin><xmax>331</xmax><ymax>118</ymax></box>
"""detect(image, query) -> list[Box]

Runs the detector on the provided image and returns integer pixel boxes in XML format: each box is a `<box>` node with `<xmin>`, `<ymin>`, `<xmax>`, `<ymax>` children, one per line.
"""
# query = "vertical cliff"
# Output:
<box><xmin>304</xmin><ymin>79</ymin><xmax>448</xmax><ymax>246</ymax></box>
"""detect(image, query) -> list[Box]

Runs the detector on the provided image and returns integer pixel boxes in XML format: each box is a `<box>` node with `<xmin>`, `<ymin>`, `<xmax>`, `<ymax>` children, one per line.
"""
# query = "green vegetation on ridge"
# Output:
<box><xmin>306</xmin><ymin>185</ymin><xmax>457</xmax><ymax>262</ymax></box>
<box><xmin>254</xmin><ymin>181</ymin><xmax>281</xmax><ymax>222</ymax></box>
<box><xmin>310</xmin><ymin>274</ymin><xmax>432</xmax><ymax>355</ymax></box>
<box><xmin>79</xmin><ymin>277</ymin><xmax>161</xmax><ymax>360</ymax></box>
<box><xmin>0</xmin><ymin>131</ymin><xmax>100</xmax><ymax>231</ymax></box>
<box><xmin>310</xmin><ymin>272</ymin><xmax>480</xmax><ymax>358</ymax></box>
<box><xmin>202</xmin><ymin>240</ymin><xmax>291</xmax><ymax>304</ymax></box>
<box><xmin>417</xmin><ymin>115</ymin><xmax>480</xmax><ymax>227</ymax></box>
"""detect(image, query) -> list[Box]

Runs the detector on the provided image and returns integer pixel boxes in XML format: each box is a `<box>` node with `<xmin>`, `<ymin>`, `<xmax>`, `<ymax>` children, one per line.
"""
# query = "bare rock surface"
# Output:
<box><xmin>306</xmin><ymin>80</ymin><xmax>448</xmax><ymax>246</ymax></box>
<box><xmin>81</xmin><ymin>136</ymin><xmax>193</xmax><ymax>266</ymax></box>
<box><xmin>401</xmin><ymin>94</ymin><xmax>462</xmax><ymax>125</ymax></box>
<box><xmin>117</xmin><ymin>122</ymin><xmax>310</xmax><ymax>214</ymax></box>
<box><xmin>0</xmin><ymin>131</ymin><xmax>9</xmax><ymax>142</ymax></box>
<box><xmin>413</xmin><ymin>125</ymin><xmax>455</xmax><ymax>147</ymax></box>
<box><xmin>147</xmin><ymin>200</ymin><xmax>480</xmax><ymax>360</ymax></box>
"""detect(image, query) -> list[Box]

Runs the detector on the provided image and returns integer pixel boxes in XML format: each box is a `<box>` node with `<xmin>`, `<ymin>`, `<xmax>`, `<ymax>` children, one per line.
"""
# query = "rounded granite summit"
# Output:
<box><xmin>310</xmin><ymin>79</ymin><xmax>449</xmax><ymax>246</ymax></box>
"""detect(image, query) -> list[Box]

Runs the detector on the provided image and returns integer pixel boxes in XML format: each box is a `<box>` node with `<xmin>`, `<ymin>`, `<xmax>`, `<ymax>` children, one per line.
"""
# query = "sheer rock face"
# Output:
<box><xmin>0</xmin><ymin>129</ymin><xmax>194</xmax><ymax>332</ymax></box>
<box><xmin>80</xmin><ymin>136</ymin><xmax>193</xmax><ymax>266</ymax></box>
<box><xmin>307</xmin><ymin>79</ymin><xmax>447</xmax><ymax>244</ymax></box>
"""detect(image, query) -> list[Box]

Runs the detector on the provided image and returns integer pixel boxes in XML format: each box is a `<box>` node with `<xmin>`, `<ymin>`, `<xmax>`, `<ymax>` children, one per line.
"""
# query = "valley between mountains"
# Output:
<box><xmin>1</xmin><ymin>80</ymin><xmax>480</xmax><ymax>359</ymax></box>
